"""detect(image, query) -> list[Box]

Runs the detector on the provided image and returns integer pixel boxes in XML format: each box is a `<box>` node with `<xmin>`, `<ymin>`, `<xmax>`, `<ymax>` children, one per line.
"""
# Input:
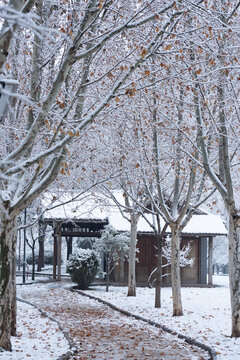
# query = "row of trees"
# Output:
<box><xmin>1</xmin><ymin>0</ymin><xmax>181</xmax><ymax>350</ymax></box>
<box><xmin>91</xmin><ymin>0</ymin><xmax>240</xmax><ymax>333</ymax></box>
<box><xmin>0</xmin><ymin>0</ymin><xmax>240</xmax><ymax>351</ymax></box>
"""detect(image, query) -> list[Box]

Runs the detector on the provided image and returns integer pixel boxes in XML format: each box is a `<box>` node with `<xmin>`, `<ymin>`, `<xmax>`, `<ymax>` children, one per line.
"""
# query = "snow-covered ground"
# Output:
<box><xmin>2</xmin><ymin>275</ymin><xmax>238</xmax><ymax>359</ymax></box>
<box><xmin>17</xmin><ymin>281</ymin><xmax>209</xmax><ymax>359</ymax></box>
<box><xmin>82</xmin><ymin>275</ymin><xmax>240</xmax><ymax>360</ymax></box>
<box><xmin>1</xmin><ymin>301</ymin><xmax>70</xmax><ymax>360</ymax></box>
<box><xmin>16</xmin><ymin>275</ymin><xmax>51</xmax><ymax>284</ymax></box>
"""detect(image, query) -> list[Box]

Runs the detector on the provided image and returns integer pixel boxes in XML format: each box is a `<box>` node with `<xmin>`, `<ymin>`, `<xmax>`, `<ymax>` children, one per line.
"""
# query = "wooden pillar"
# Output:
<box><xmin>56</xmin><ymin>222</ymin><xmax>62</xmax><ymax>281</ymax></box>
<box><xmin>37</xmin><ymin>239</ymin><xmax>44</xmax><ymax>271</ymax></box>
<box><xmin>53</xmin><ymin>235</ymin><xmax>57</xmax><ymax>280</ymax></box>
<box><xmin>66</xmin><ymin>236</ymin><xmax>73</xmax><ymax>260</ymax></box>
<box><xmin>198</xmin><ymin>237</ymin><xmax>207</xmax><ymax>284</ymax></box>
<box><xmin>119</xmin><ymin>258</ymin><xmax>125</xmax><ymax>283</ymax></box>
<box><xmin>208</xmin><ymin>236</ymin><xmax>213</xmax><ymax>285</ymax></box>
<box><xmin>37</xmin><ymin>217</ymin><xmax>45</xmax><ymax>272</ymax></box>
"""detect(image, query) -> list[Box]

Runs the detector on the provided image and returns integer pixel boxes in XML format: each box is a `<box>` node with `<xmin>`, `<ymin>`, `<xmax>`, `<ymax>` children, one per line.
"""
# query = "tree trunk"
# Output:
<box><xmin>228</xmin><ymin>212</ymin><xmax>240</xmax><ymax>337</ymax></box>
<box><xmin>0</xmin><ymin>202</ymin><xmax>16</xmax><ymax>350</ymax></box>
<box><xmin>17</xmin><ymin>228</ymin><xmax>21</xmax><ymax>271</ymax></box>
<box><xmin>127</xmin><ymin>213</ymin><xmax>139</xmax><ymax>297</ymax></box>
<box><xmin>32</xmin><ymin>248</ymin><xmax>35</xmax><ymax>281</ymax></box>
<box><xmin>11</xmin><ymin>217</ymin><xmax>17</xmax><ymax>337</ymax></box>
<box><xmin>41</xmin><ymin>239</ymin><xmax>45</xmax><ymax>268</ymax></box>
<box><xmin>171</xmin><ymin>225</ymin><xmax>183</xmax><ymax>316</ymax></box>
<box><xmin>106</xmin><ymin>255</ymin><xmax>110</xmax><ymax>292</ymax></box>
<box><xmin>155</xmin><ymin>233</ymin><xmax>162</xmax><ymax>308</ymax></box>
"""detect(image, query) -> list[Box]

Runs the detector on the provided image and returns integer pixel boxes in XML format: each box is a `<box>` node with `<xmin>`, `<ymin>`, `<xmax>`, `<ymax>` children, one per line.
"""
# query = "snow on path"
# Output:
<box><xmin>82</xmin><ymin>276</ymin><xmax>240</xmax><ymax>360</ymax></box>
<box><xmin>18</xmin><ymin>281</ymin><xmax>209</xmax><ymax>360</ymax></box>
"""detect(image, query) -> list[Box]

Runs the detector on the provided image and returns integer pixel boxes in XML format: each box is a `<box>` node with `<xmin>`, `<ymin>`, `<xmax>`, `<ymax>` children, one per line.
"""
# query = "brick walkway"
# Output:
<box><xmin>18</xmin><ymin>282</ymin><xmax>209</xmax><ymax>360</ymax></box>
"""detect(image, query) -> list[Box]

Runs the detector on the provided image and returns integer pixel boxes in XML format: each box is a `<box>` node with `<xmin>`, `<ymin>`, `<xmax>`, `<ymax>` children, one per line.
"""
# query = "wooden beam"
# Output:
<box><xmin>61</xmin><ymin>231</ymin><xmax>101</xmax><ymax>238</ymax></box>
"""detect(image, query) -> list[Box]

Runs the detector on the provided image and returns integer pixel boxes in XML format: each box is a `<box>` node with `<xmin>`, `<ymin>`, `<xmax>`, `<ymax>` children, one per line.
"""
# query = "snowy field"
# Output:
<box><xmin>0</xmin><ymin>301</ymin><xmax>70</xmax><ymax>360</ymax></box>
<box><xmin>83</xmin><ymin>275</ymin><xmax>240</xmax><ymax>360</ymax></box>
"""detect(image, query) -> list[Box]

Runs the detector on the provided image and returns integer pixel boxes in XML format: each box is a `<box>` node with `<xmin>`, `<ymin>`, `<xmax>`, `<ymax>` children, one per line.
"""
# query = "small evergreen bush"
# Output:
<box><xmin>67</xmin><ymin>249</ymin><xmax>99</xmax><ymax>289</ymax></box>
<box><xmin>44</xmin><ymin>250</ymin><xmax>62</xmax><ymax>265</ymax></box>
<box><xmin>44</xmin><ymin>250</ymin><xmax>54</xmax><ymax>265</ymax></box>
<box><xmin>26</xmin><ymin>253</ymin><xmax>38</xmax><ymax>265</ymax></box>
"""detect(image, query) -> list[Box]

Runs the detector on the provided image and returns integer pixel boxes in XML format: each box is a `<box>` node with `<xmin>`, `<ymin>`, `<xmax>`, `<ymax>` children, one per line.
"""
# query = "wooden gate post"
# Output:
<box><xmin>56</xmin><ymin>222</ymin><xmax>62</xmax><ymax>281</ymax></box>
<box><xmin>208</xmin><ymin>236</ymin><xmax>213</xmax><ymax>285</ymax></box>
<box><xmin>53</xmin><ymin>233</ymin><xmax>57</xmax><ymax>280</ymax></box>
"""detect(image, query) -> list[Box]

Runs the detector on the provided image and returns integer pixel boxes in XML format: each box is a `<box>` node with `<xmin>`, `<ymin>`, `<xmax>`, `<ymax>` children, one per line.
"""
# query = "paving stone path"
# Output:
<box><xmin>18</xmin><ymin>282</ymin><xmax>210</xmax><ymax>360</ymax></box>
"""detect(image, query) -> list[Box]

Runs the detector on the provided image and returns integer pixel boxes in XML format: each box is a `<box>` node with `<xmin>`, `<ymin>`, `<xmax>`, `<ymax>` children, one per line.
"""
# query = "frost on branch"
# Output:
<box><xmin>148</xmin><ymin>236</ymin><xmax>194</xmax><ymax>288</ymax></box>
<box><xmin>0</xmin><ymin>190</ymin><xmax>10</xmax><ymax>203</ymax></box>
<box><xmin>162</xmin><ymin>235</ymin><xmax>194</xmax><ymax>269</ymax></box>
<box><xmin>93</xmin><ymin>224</ymin><xmax>130</xmax><ymax>291</ymax></box>
<box><xmin>93</xmin><ymin>225</ymin><xmax>130</xmax><ymax>271</ymax></box>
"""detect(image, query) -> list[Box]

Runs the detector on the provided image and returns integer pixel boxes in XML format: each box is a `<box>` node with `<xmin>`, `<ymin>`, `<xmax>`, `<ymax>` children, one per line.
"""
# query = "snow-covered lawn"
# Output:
<box><xmin>16</xmin><ymin>275</ymin><xmax>51</xmax><ymax>284</ymax></box>
<box><xmin>1</xmin><ymin>301</ymin><xmax>70</xmax><ymax>360</ymax></box>
<box><xmin>2</xmin><ymin>275</ymin><xmax>238</xmax><ymax>359</ymax></box>
<box><xmin>83</xmin><ymin>275</ymin><xmax>239</xmax><ymax>360</ymax></box>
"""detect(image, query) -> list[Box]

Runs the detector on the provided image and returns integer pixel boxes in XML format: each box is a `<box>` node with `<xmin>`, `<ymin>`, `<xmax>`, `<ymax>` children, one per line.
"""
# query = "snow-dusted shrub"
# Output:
<box><xmin>67</xmin><ymin>249</ymin><xmax>99</xmax><ymax>289</ymax></box>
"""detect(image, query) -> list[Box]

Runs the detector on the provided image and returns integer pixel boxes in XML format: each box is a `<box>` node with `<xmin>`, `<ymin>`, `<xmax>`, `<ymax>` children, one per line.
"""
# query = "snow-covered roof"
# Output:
<box><xmin>43</xmin><ymin>193</ymin><xmax>109</xmax><ymax>221</ymax></box>
<box><xmin>42</xmin><ymin>192</ymin><xmax>227</xmax><ymax>236</ymax></box>
<box><xmin>107</xmin><ymin>211</ymin><xmax>227</xmax><ymax>236</ymax></box>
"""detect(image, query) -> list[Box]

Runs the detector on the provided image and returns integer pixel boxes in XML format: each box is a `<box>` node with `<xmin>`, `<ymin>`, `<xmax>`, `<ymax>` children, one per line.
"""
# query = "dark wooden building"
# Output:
<box><xmin>42</xmin><ymin>193</ymin><xmax>227</xmax><ymax>285</ymax></box>
<box><xmin>114</xmin><ymin>233</ymin><xmax>219</xmax><ymax>286</ymax></box>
